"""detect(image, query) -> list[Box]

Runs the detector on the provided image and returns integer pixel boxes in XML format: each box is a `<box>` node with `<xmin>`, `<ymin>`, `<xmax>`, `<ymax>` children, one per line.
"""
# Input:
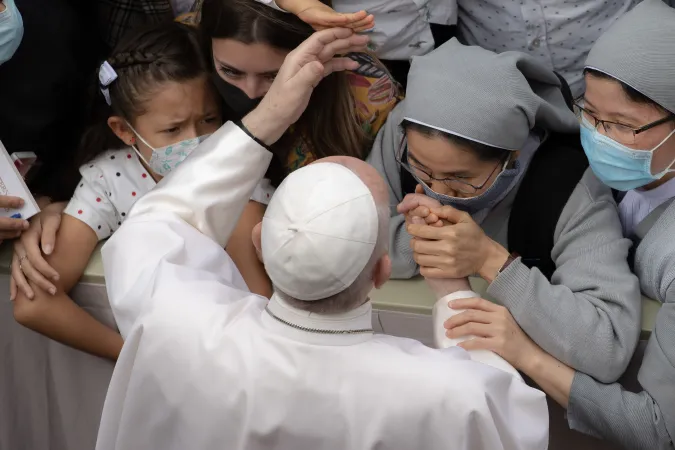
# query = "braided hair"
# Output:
<box><xmin>76</xmin><ymin>21</ymin><xmax>209</xmax><ymax>169</ymax></box>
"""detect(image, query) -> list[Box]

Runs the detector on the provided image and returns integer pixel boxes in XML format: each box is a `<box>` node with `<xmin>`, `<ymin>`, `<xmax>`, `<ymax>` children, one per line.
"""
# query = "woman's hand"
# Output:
<box><xmin>444</xmin><ymin>297</ymin><xmax>539</xmax><ymax>370</ymax></box>
<box><xmin>0</xmin><ymin>195</ymin><xmax>30</xmax><ymax>240</ymax></box>
<box><xmin>406</xmin><ymin>205</ymin><xmax>510</xmax><ymax>281</ymax></box>
<box><xmin>10</xmin><ymin>202</ymin><xmax>67</xmax><ymax>300</ymax></box>
<box><xmin>276</xmin><ymin>0</ymin><xmax>375</xmax><ymax>32</ymax></box>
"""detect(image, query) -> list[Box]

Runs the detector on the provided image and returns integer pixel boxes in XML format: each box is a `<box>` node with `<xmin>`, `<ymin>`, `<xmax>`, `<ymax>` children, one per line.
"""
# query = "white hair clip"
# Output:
<box><xmin>99</xmin><ymin>61</ymin><xmax>118</xmax><ymax>106</ymax></box>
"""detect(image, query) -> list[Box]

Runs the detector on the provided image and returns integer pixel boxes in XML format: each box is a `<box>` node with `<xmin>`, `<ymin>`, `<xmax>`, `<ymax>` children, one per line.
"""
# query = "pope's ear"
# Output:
<box><xmin>373</xmin><ymin>254</ymin><xmax>391</xmax><ymax>289</ymax></box>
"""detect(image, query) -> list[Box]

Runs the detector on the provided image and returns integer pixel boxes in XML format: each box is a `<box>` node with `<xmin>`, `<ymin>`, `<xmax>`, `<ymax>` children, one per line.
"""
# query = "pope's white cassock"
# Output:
<box><xmin>96</xmin><ymin>121</ymin><xmax>549</xmax><ymax>450</ymax></box>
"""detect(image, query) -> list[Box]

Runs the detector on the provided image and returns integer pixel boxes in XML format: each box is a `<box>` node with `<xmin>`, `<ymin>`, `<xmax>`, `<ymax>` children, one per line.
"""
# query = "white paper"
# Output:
<box><xmin>0</xmin><ymin>141</ymin><xmax>40</xmax><ymax>220</ymax></box>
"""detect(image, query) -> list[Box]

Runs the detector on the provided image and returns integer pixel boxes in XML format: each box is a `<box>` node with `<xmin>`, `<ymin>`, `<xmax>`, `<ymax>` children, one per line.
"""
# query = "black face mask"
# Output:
<box><xmin>212</xmin><ymin>74</ymin><xmax>263</xmax><ymax>118</ymax></box>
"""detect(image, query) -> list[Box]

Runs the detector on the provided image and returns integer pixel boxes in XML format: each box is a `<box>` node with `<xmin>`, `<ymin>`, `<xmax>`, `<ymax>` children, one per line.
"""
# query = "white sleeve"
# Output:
<box><xmin>250</xmin><ymin>178</ymin><xmax>276</xmax><ymax>205</ymax></box>
<box><xmin>102</xmin><ymin>122</ymin><xmax>272</xmax><ymax>335</ymax></box>
<box><xmin>433</xmin><ymin>290</ymin><xmax>521</xmax><ymax>378</ymax></box>
<box><xmin>63</xmin><ymin>164</ymin><xmax>119</xmax><ymax>240</ymax></box>
<box><xmin>254</xmin><ymin>0</ymin><xmax>286</xmax><ymax>12</ymax></box>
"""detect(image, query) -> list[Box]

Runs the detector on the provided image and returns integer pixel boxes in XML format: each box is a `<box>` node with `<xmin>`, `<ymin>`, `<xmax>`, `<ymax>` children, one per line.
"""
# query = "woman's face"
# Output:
<box><xmin>583</xmin><ymin>73</ymin><xmax>675</xmax><ymax>174</ymax></box>
<box><xmin>405</xmin><ymin>130</ymin><xmax>505</xmax><ymax>198</ymax></box>
<box><xmin>211</xmin><ymin>38</ymin><xmax>288</xmax><ymax>99</ymax></box>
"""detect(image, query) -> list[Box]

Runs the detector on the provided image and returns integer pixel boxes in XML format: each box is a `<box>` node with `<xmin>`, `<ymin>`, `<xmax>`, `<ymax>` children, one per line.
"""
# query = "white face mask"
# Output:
<box><xmin>126</xmin><ymin>122</ymin><xmax>210</xmax><ymax>176</ymax></box>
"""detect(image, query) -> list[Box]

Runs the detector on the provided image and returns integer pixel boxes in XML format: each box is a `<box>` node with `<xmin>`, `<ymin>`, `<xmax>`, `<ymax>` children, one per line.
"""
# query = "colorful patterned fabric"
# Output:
<box><xmin>286</xmin><ymin>52</ymin><xmax>402</xmax><ymax>171</ymax></box>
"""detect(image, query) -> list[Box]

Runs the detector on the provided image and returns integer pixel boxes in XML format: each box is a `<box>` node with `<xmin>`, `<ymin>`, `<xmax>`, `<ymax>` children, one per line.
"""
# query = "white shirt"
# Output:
<box><xmin>257</xmin><ymin>0</ymin><xmax>449</xmax><ymax>60</ymax></box>
<box><xmin>96</xmin><ymin>122</ymin><xmax>548</xmax><ymax>450</ymax></box>
<box><xmin>619</xmin><ymin>177</ymin><xmax>675</xmax><ymax>237</ymax></box>
<box><xmin>64</xmin><ymin>149</ymin><xmax>156</xmax><ymax>240</ymax></box>
<box><xmin>456</xmin><ymin>0</ymin><xmax>639</xmax><ymax>96</ymax></box>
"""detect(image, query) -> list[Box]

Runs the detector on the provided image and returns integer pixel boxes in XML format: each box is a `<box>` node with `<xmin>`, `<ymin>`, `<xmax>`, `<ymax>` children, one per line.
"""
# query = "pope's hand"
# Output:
<box><xmin>407</xmin><ymin>205</ymin><xmax>510</xmax><ymax>281</ymax></box>
<box><xmin>397</xmin><ymin>187</ymin><xmax>443</xmax><ymax>227</ymax></box>
<box><xmin>242</xmin><ymin>28</ymin><xmax>369</xmax><ymax>145</ymax></box>
<box><xmin>276</xmin><ymin>0</ymin><xmax>375</xmax><ymax>32</ymax></box>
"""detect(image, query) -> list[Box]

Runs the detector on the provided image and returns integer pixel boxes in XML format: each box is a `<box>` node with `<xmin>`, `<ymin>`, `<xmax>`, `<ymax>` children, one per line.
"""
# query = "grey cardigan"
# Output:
<box><xmin>567</xmin><ymin>201</ymin><xmax>675</xmax><ymax>450</ymax></box>
<box><xmin>367</xmin><ymin>103</ymin><xmax>642</xmax><ymax>383</ymax></box>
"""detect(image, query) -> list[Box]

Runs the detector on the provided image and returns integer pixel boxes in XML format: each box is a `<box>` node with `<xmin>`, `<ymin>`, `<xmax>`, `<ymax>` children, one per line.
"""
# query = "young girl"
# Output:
<box><xmin>10</xmin><ymin>21</ymin><xmax>222</xmax><ymax>361</ymax></box>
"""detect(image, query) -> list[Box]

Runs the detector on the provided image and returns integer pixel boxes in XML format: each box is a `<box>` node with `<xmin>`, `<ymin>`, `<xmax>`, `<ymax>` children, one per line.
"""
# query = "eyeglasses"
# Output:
<box><xmin>574</xmin><ymin>100</ymin><xmax>675</xmax><ymax>146</ymax></box>
<box><xmin>395</xmin><ymin>137</ymin><xmax>509</xmax><ymax>195</ymax></box>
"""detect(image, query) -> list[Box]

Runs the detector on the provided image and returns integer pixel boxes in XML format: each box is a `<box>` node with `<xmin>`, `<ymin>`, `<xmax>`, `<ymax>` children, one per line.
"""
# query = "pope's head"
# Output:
<box><xmin>252</xmin><ymin>157</ymin><xmax>391</xmax><ymax>313</ymax></box>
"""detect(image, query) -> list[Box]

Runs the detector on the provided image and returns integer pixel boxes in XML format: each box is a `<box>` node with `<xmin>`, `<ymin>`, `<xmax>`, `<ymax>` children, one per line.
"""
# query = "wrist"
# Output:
<box><xmin>241</xmin><ymin>106</ymin><xmax>287</xmax><ymax>146</ymax></box>
<box><xmin>478</xmin><ymin>239</ymin><xmax>510</xmax><ymax>283</ymax></box>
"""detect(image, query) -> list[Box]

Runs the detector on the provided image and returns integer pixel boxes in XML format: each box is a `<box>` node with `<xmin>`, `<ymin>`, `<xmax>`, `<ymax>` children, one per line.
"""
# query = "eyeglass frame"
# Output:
<box><xmin>574</xmin><ymin>100</ymin><xmax>675</xmax><ymax>143</ymax></box>
<box><xmin>395</xmin><ymin>137</ymin><xmax>510</xmax><ymax>195</ymax></box>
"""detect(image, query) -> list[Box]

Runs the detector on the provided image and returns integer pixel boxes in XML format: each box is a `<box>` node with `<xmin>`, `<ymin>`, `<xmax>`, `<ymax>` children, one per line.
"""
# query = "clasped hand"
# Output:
<box><xmin>397</xmin><ymin>189</ymin><xmax>502</xmax><ymax>280</ymax></box>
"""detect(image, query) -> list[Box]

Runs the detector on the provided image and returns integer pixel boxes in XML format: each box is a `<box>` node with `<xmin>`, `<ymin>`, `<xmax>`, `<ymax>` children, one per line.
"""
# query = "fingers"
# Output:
<box><xmin>410</xmin><ymin>216</ymin><xmax>426</xmax><ymax>225</ymax></box>
<box><xmin>40</xmin><ymin>211</ymin><xmax>62</xmax><ymax>256</ymax></box>
<box><xmin>0</xmin><ymin>217</ymin><xmax>30</xmax><ymax>233</ymax></box>
<box><xmin>397</xmin><ymin>193</ymin><xmax>441</xmax><ymax>214</ymax></box>
<box><xmin>292</xmin><ymin>28</ymin><xmax>357</xmax><ymax>66</ymax></box>
<box><xmin>407</xmin><ymin>223</ymin><xmax>447</xmax><ymax>240</ymax></box>
<box><xmin>11</xmin><ymin>249</ymin><xmax>33</xmax><ymax>300</ymax></box>
<box><xmin>349</xmin><ymin>14</ymin><xmax>375</xmax><ymax>32</ymax></box>
<box><xmin>458</xmin><ymin>338</ymin><xmax>494</xmax><ymax>352</ymax></box>
<box><xmin>413</xmin><ymin>253</ymin><xmax>447</xmax><ymax>268</ymax></box>
<box><xmin>322</xmin><ymin>57</ymin><xmax>359</xmax><ymax>77</ymax></box>
<box><xmin>317</xmin><ymin>36</ymin><xmax>369</xmax><ymax>62</ymax></box>
<box><xmin>429</xmin><ymin>205</ymin><xmax>470</xmax><ymax>224</ymax></box>
<box><xmin>0</xmin><ymin>229</ymin><xmax>23</xmax><ymax>240</ymax></box>
<box><xmin>449</xmin><ymin>297</ymin><xmax>499</xmax><ymax>312</ymax></box>
<box><xmin>22</xmin><ymin>219</ymin><xmax>60</xmax><ymax>282</ymax></box>
<box><xmin>0</xmin><ymin>195</ymin><xmax>25</xmax><ymax>209</ymax></box>
<box><xmin>18</xmin><ymin>256</ymin><xmax>56</xmax><ymax>295</ymax></box>
<box><xmin>444</xmin><ymin>307</ymin><xmax>492</xmax><ymax>330</ymax></box>
<box><xmin>410</xmin><ymin>236</ymin><xmax>449</xmax><ymax>256</ymax></box>
<box><xmin>9</xmin><ymin>277</ymin><xmax>16</xmax><ymax>302</ymax></box>
<box><xmin>446</xmin><ymin>322</ymin><xmax>493</xmax><ymax>340</ymax></box>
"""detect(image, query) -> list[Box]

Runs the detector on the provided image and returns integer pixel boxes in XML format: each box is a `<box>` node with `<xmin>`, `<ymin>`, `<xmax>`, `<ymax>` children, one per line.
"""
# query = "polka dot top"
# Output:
<box><xmin>64</xmin><ymin>148</ymin><xmax>157</xmax><ymax>240</ymax></box>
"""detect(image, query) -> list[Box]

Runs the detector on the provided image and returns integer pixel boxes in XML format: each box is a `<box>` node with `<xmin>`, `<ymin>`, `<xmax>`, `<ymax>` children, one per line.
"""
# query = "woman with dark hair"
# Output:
<box><xmin>187</xmin><ymin>0</ymin><xmax>401</xmax><ymax>297</ymax></box>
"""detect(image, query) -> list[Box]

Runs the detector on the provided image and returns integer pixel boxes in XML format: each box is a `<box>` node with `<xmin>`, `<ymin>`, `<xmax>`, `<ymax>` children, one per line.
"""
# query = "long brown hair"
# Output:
<box><xmin>201</xmin><ymin>0</ymin><xmax>369</xmax><ymax>186</ymax></box>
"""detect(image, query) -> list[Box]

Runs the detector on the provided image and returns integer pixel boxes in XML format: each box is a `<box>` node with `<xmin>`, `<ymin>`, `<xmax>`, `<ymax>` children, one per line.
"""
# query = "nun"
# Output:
<box><xmin>367</xmin><ymin>39</ymin><xmax>642</xmax><ymax>384</ymax></box>
<box><xmin>441</xmin><ymin>1</ymin><xmax>675</xmax><ymax>449</ymax></box>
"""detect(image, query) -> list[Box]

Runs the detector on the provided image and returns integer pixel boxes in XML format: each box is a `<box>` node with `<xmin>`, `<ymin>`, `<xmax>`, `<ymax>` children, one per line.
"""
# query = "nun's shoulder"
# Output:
<box><xmin>554</xmin><ymin>167</ymin><xmax>623</xmax><ymax>237</ymax></box>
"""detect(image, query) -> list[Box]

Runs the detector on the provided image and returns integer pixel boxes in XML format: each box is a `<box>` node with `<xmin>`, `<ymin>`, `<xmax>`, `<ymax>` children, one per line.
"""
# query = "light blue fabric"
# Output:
<box><xmin>0</xmin><ymin>0</ymin><xmax>23</xmax><ymax>65</ymax></box>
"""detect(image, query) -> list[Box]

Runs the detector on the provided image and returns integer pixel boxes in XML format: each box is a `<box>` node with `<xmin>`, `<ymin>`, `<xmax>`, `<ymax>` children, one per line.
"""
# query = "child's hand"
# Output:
<box><xmin>277</xmin><ymin>0</ymin><xmax>374</xmax><ymax>32</ymax></box>
<box><xmin>10</xmin><ymin>201</ymin><xmax>67</xmax><ymax>300</ymax></box>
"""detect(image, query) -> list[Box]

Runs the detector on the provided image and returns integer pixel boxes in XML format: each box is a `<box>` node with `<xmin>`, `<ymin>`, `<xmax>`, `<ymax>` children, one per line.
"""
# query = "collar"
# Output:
<box><xmin>261</xmin><ymin>293</ymin><xmax>374</xmax><ymax>346</ymax></box>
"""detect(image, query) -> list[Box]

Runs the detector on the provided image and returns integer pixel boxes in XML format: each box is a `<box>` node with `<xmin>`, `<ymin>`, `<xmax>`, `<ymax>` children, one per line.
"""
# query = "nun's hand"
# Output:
<box><xmin>407</xmin><ymin>205</ymin><xmax>510</xmax><ymax>281</ymax></box>
<box><xmin>444</xmin><ymin>297</ymin><xmax>538</xmax><ymax>370</ymax></box>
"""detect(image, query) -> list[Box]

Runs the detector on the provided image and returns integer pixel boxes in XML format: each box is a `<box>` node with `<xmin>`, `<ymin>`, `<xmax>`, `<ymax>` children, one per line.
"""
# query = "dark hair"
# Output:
<box><xmin>76</xmin><ymin>22</ymin><xmax>210</xmax><ymax>168</ymax></box>
<box><xmin>201</xmin><ymin>0</ymin><xmax>369</xmax><ymax>186</ymax></box>
<box><xmin>584</xmin><ymin>68</ymin><xmax>669</xmax><ymax>112</ymax></box>
<box><xmin>402</xmin><ymin>120</ymin><xmax>509</xmax><ymax>162</ymax></box>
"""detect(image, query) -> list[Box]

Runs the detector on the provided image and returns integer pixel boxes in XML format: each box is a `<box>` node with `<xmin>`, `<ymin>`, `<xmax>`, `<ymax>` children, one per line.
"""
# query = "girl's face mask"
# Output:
<box><xmin>127</xmin><ymin>122</ymin><xmax>210</xmax><ymax>176</ymax></box>
<box><xmin>0</xmin><ymin>0</ymin><xmax>24</xmax><ymax>65</ymax></box>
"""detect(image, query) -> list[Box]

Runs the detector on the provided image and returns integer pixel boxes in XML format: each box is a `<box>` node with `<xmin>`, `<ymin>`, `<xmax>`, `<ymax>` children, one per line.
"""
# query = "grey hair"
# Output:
<box><xmin>276</xmin><ymin>203</ymin><xmax>390</xmax><ymax>314</ymax></box>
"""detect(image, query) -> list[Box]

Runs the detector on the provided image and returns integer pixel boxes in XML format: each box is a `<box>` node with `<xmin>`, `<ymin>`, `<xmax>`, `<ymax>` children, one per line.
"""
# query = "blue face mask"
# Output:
<box><xmin>580</xmin><ymin>117</ymin><xmax>675</xmax><ymax>191</ymax></box>
<box><xmin>0</xmin><ymin>0</ymin><xmax>23</xmax><ymax>65</ymax></box>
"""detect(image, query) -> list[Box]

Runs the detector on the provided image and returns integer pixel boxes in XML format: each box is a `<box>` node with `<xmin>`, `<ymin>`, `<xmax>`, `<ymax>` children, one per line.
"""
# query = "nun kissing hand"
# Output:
<box><xmin>406</xmin><ymin>205</ymin><xmax>510</xmax><ymax>282</ymax></box>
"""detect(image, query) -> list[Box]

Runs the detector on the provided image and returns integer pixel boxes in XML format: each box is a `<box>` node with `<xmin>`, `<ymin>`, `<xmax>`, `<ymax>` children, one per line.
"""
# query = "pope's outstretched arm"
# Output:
<box><xmin>100</xmin><ymin>29</ymin><xmax>369</xmax><ymax>337</ymax></box>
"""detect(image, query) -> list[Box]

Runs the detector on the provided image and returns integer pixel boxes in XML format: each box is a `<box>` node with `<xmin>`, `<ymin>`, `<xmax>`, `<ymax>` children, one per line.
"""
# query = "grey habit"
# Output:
<box><xmin>567</xmin><ymin>1</ymin><xmax>675</xmax><ymax>449</ymax></box>
<box><xmin>367</xmin><ymin>39</ymin><xmax>642</xmax><ymax>383</ymax></box>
